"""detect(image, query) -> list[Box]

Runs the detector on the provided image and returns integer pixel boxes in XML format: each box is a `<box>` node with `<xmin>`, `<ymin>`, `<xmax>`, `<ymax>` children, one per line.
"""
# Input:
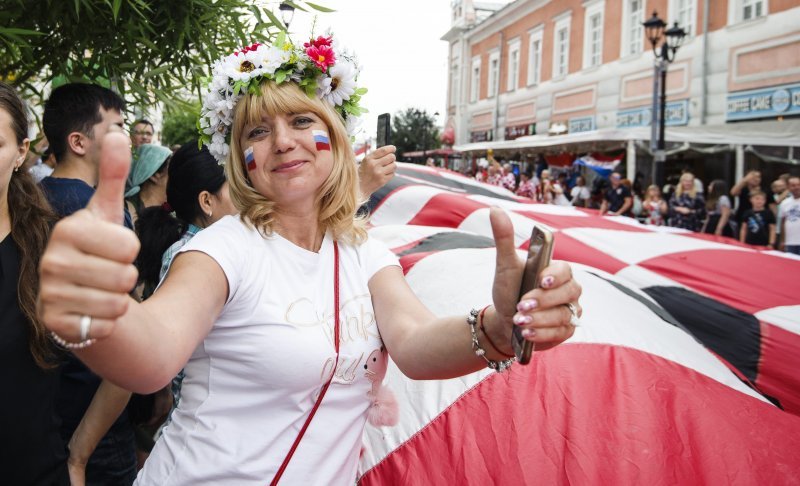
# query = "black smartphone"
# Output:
<box><xmin>376</xmin><ymin>113</ymin><xmax>391</xmax><ymax>148</ymax></box>
<box><xmin>512</xmin><ymin>226</ymin><xmax>554</xmax><ymax>364</ymax></box>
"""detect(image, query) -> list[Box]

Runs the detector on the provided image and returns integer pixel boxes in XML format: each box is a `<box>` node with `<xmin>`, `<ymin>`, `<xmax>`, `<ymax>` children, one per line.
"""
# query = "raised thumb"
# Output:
<box><xmin>87</xmin><ymin>132</ymin><xmax>131</xmax><ymax>224</ymax></box>
<box><xmin>490</xmin><ymin>207</ymin><xmax>518</xmax><ymax>267</ymax></box>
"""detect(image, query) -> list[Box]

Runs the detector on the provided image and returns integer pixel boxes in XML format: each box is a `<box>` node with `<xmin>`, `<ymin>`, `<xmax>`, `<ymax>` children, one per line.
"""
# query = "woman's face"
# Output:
<box><xmin>0</xmin><ymin>107</ymin><xmax>28</xmax><ymax>197</ymax></box>
<box><xmin>239</xmin><ymin>111</ymin><xmax>334</xmax><ymax>209</ymax></box>
<box><xmin>647</xmin><ymin>187</ymin><xmax>660</xmax><ymax>199</ymax></box>
<box><xmin>209</xmin><ymin>181</ymin><xmax>238</xmax><ymax>225</ymax></box>
<box><xmin>681</xmin><ymin>175</ymin><xmax>694</xmax><ymax>190</ymax></box>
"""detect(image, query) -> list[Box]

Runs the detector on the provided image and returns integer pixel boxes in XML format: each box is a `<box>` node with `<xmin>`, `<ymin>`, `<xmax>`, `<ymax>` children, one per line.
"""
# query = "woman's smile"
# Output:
<box><xmin>272</xmin><ymin>159</ymin><xmax>307</xmax><ymax>173</ymax></box>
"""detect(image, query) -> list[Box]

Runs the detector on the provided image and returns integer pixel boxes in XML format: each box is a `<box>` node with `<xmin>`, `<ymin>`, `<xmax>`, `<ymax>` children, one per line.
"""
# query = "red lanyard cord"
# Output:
<box><xmin>271</xmin><ymin>241</ymin><xmax>340</xmax><ymax>485</ymax></box>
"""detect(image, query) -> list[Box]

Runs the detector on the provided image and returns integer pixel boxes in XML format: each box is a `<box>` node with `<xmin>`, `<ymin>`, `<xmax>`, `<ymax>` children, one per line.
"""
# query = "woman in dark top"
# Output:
<box><xmin>0</xmin><ymin>82</ymin><xmax>68</xmax><ymax>484</ymax></box>
<box><xmin>668</xmin><ymin>172</ymin><xmax>706</xmax><ymax>231</ymax></box>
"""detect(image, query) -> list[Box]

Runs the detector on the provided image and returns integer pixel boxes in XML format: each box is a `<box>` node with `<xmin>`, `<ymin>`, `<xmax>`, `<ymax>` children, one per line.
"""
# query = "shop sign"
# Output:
<box><xmin>504</xmin><ymin>123</ymin><xmax>535</xmax><ymax>140</ymax></box>
<box><xmin>616</xmin><ymin>100</ymin><xmax>689</xmax><ymax>128</ymax></box>
<box><xmin>568</xmin><ymin>116</ymin><xmax>595</xmax><ymax>133</ymax></box>
<box><xmin>726</xmin><ymin>83</ymin><xmax>800</xmax><ymax>121</ymax></box>
<box><xmin>470</xmin><ymin>129</ymin><xmax>493</xmax><ymax>143</ymax></box>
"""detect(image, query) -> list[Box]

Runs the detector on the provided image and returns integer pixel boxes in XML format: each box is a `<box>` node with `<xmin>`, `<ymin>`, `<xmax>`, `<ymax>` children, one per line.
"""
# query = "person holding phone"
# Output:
<box><xmin>37</xmin><ymin>34</ymin><xmax>581</xmax><ymax>484</ymax></box>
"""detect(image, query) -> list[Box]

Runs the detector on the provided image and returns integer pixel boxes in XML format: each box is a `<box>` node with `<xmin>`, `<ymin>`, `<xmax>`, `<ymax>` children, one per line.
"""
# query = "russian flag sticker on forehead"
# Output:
<box><xmin>244</xmin><ymin>146</ymin><xmax>256</xmax><ymax>171</ymax></box>
<box><xmin>313</xmin><ymin>130</ymin><xmax>331</xmax><ymax>151</ymax></box>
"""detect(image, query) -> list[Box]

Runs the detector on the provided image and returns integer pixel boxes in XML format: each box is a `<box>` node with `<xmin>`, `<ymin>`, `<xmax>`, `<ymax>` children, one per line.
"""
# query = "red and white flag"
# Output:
<box><xmin>358</xmin><ymin>163</ymin><xmax>800</xmax><ymax>484</ymax></box>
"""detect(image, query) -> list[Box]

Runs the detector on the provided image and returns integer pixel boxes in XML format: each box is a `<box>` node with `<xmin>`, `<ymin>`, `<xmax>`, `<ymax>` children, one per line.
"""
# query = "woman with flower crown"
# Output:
<box><xmin>37</xmin><ymin>33</ymin><xmax>582</xmax><ymax>484</ymax></box>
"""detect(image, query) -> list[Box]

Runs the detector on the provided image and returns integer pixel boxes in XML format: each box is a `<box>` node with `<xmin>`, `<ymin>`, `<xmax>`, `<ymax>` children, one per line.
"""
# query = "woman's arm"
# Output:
<box><xmin>740</xmin><ymin>223</ymin><xmax>747</xmax><ymax>243</ymax></box>
<box><xmin>67</xmin><ymin>380</ymin><xmax>132</xmax><ymax>485</ymax></box>
<box><xmin>370</xmin><ymin>209</ymin><xmax>579</xmax><ymax>380</ymax></box>
<box><xmin>38</xmin><ymin>133</ymin><xmax>227</xmax><ymax>393</ymax></box>
<box><xmin>715</xmin><ymin>205</ymin><xmax>731</xmax><ymax>236</ymax></box>
<box><xmin>768</xmin><ymin>224</ymin><xmax>776</xmax><ymax>248</ymax></box>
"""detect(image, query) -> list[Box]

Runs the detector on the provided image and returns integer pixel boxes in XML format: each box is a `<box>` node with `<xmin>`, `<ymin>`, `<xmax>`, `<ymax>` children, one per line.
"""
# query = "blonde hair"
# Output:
<box><xmin>675</xmin><ymin>172</ymin><xmax>697</xmax><ymax>198</ymax></box>
<box><xmin>226</xmin><ymin>81</ymin><xmax>366</xmax><ymax>244</ymax></box>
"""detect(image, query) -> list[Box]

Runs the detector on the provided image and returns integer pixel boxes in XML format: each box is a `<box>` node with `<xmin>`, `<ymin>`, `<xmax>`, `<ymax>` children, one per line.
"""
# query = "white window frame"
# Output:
<box><xmin>488</xmin><ymin>50</ymin><xmax>500</xmax><ymax>98</ymax></box>
<box><xmin>507</xmin><ymin>38</ymin><xmax>521</xmax><ymax>92</ymax></box>
<box><xmin>552</xmin><ymin>14</ymin><xmax>571</xmax><ymax>79</ymax></box>
<box><xmin>450</xmin><ymin>63</ymin><xmax>460</xmax><ymax>107</ymax></box>
<box><xmin>527</xmin><ymin>25</ymin><xmax>544</xmax><ymax>86</ymax></box>
<box><xmin>727</xmin><ymin>0</ymin><xmax>768</xmax><ymax>25</ymax></box>
<box><xmin>470</xmin><ymin>56</ymin><xmax>481</xmax><ymax>103</ymax></box>
<box><xmin>583</xmin><ymin>0</ymin><xmax>605</xmax><ymax>69</ymax></box>
<box><xmin>620</xmin><ymin>0</ymin><xmax>645</xmax><ymax>57</ymax></box>
<box><xmin>669</xmin><ymin>0</ymin><xmax>696</xmax><ymax>37</ymax></box>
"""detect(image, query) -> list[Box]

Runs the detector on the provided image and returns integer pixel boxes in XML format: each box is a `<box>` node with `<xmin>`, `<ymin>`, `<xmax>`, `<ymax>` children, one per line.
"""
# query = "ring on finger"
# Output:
<box><xmin>564</xmin><ymin>303</ymin><xmax>581</xmax><ymax>327</ymax></box>
<box><xmin>79</xmin><ymin>314</ymin><xmax>93</xmax><ymax>341</ymax></box>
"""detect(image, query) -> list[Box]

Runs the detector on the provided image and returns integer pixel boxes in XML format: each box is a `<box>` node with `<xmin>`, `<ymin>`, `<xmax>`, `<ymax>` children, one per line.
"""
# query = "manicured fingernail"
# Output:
<box><xmin>513</xmin><ymin>314</ymin><xmax>532</xmax><ymax>325</ymax></box>
<box><xmin>521</xmin><ymin>328</ymin><xmax>535</xmax><ymax>338</ymax></box>
<box><xmin>517</xmin><ymin>299</ymin><xmax>538</xmax><ymax>312</ymax></box>
<box><xmin>542</xmin><ymin>276</ymin><xmax>555</xmax><ymax>288</ymax></box>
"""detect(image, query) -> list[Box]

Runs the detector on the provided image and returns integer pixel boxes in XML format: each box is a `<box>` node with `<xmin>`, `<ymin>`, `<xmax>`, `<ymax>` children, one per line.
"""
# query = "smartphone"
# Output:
<box><xmin>376</xmin><ymin>113</ymin><xmax>391</xmax><ymax>148</ymax></box>
<box><xmin>512</xmin><ymin>226</ymin><xmax>554</xmax><ymax>364</ymax></box>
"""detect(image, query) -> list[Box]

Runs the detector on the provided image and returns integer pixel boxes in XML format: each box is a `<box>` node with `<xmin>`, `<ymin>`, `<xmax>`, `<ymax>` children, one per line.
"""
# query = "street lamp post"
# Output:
<box><xmin>279</xmin><ymin>2</ymin><xmax>296</xmax><ymax>30</ymax></box>
<box><xmin>643</xmin><ymin>11</ymin><xmax>686</xmax><ymax>188</ymax></box>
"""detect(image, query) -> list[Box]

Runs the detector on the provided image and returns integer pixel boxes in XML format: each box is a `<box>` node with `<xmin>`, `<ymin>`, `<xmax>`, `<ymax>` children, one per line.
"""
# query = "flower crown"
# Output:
<box><xmin>199</xmin><ymin>32</ymin><xmax>367</xmax><ymax>163</ymax></box>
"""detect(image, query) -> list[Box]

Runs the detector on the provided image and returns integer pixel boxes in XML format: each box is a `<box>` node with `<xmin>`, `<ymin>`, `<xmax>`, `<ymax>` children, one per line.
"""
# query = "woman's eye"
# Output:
<box><xmin>248</xmin><ymin>127</ymin><xmax>268</xmax><ymax>138</ymax></box>
<box><xmin>294</xmin><ymin>117</ymin><xmax>313</xmax><ymax>126</ymax></box>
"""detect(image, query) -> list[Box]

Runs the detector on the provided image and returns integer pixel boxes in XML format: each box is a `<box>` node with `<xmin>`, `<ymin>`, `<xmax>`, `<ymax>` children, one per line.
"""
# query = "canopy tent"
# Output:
<box><xmin>454</xmin><ymin>119</ymin><xmax>800</xmax><ymax>163</ymax></box>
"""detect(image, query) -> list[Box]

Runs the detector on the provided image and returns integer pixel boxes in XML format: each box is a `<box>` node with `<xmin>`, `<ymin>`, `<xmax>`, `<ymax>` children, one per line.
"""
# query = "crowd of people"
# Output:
<box><xmin>2</xmin><ymin>31</ymin><xmax>582</xmax><ymax>485</ymax></box>
<box><xmin>471</xmin><ymin>156</ymin><xmax>799</xmax><ymax>254</ymax></box>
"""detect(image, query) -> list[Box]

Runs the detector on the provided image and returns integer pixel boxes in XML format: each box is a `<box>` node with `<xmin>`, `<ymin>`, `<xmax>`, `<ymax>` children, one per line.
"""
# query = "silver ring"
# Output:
<box><xmin>79</xmin><ymin>315</ymin><xmax>92</xmax><ymax>341</ymax></box>
<box><xmin>565</xmin><ymin>303</ymin><xmax>581</xmax><ymax>327</ymax></box>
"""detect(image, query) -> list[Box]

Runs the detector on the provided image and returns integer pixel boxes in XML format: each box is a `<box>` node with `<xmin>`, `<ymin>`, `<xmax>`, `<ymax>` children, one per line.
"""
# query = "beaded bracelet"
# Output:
<box><xmin>50</xmin><ymin>331</ymin><xmax>96</xmax><ymax>350</ymax></box>
<box><xmin>467</xmin><ymin>308</ymin><xmax>515</xmax><ymax>372</ymax></box>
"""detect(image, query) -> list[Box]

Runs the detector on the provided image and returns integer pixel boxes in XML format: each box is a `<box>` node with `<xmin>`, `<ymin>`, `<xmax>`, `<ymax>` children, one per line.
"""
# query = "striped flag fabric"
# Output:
<box><xmin>357</xmin><ymin>163</ymin><xmax>800</xmax><ymax>484</ymax></box>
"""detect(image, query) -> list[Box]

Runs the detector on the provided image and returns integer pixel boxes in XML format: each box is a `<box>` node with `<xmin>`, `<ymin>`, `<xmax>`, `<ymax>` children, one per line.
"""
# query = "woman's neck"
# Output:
<box><xmin>273</xmin><ymin>208</ymin><xmax>324</xmax><ymax>252</ymax></box>
<box><xmin>0</xmin><ymin>192</ymin><xmax>10</xmax><ymax>241</ymax></box>
<box><xmin>139</xmin><ymin>183</ymin><xmax>166</xmax><ymax>208</ymax></box>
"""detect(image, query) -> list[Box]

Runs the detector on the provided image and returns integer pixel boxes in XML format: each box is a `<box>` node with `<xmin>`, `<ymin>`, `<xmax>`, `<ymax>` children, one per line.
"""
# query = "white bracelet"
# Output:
<box><xmin>50</xmin><ymin>331</ymin><xmax>96</xmax><ymax>350</ymax></box>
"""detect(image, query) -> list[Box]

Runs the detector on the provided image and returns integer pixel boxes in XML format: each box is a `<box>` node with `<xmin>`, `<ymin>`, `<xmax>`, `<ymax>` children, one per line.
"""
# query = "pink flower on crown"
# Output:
<box><xmin>304</xmin><ymin>36</ymin><xmax>332</xmax><ymax>49</ymax></box>
<box><xmin>306</xmin><ymin>44</ymin><xmax>336</xmax><ymax>70</ymax></box>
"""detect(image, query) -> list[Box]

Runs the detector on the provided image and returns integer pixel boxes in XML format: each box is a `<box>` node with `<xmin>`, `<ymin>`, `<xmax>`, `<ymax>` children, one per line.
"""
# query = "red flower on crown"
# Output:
<box><xmin>304</xmin><ymin>35</ymin><xmax>332</xmax><ymax>49</ymax></box>
<box><xmin>306</xmin><ymin>44</ymin><xmax>336</xmax><ymax>70</ymax></box>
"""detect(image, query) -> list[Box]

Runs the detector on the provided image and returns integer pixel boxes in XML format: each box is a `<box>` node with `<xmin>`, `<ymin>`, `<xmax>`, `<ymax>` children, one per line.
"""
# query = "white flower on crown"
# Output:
<box><xmin>320</xmin><ymin>59</ymin><xmax>357</xmax><ymax>107</ymax></box>
<box><xmin>345</xmin><ymin>114</ymin><xmax>363</xmax><ymax>137</ymax></box>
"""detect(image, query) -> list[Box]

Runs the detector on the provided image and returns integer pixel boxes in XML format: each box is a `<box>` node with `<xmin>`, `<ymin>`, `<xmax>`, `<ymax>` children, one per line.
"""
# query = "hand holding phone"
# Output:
<box><xmin>511</xmin><ymin>226</ymin><xmax>554</xmax><ymax>364</ymax></box>
<box><xmin>376</xmin><ymin>113</ymin><xmax>391</xmax><ymax>148</ymax></box>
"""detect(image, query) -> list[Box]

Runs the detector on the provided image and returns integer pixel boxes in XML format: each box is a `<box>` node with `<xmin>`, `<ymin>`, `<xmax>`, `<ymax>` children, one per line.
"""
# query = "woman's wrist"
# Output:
<box><xmin>481</xmin><ymin>306</ymin><xmax>514</xmax><ymax>358</ymax></box>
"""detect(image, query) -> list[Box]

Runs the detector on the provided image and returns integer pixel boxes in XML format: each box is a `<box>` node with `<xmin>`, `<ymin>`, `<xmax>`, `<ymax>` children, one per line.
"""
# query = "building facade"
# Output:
<box><xmin>442</xmin><ymin>0</ymin><xmax>800</xmax><ymax>183</ymax></box>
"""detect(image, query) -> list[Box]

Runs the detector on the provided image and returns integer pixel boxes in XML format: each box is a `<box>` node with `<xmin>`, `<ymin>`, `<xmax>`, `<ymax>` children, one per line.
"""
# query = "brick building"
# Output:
<box><xmin>442</xmin><ymin>0</ymin><xmax>800</xmax><ymax>185</ymax></box>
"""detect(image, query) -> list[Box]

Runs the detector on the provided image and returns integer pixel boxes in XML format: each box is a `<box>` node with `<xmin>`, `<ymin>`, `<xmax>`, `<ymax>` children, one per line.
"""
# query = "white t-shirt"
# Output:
<box><xmin>779</xmin><ymin>196</ymin><xmax>800</xmax><ymax>245</ymax></box>
<box><xmin>136</xmin><ymin>216</ymin><xmax>400</xmax><ymax>485</ymax></box>
<box><xmin>570</xmin><ymin>186</ymin><xmax>590</xmax><ymax>203</ymax></box>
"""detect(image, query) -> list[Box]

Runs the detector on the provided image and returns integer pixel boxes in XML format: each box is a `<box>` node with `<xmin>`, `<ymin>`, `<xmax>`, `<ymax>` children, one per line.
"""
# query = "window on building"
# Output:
<box><xmin>622</xmin><ymin>0</ymin><xmax>644</xmax><ymax>56</ymax></box>
<box><xmin>675</xmin><ymin>0</ymin><xmax>695</xmax><ymax>36</ymax></box>
<box><xmin>470</xmin><ymin>58</ymin><xmax>480</xmax><ymax>103</ymax></box>
<box><xmin>507</xmin><ymin>40</ymin><xmax>520</xmax><ymax>92</ymax></box>
<box><xmin>488</xmin><ymin>52</ymin><xmax>500</xmax><ymax>97</ymax></box>
<box><xmin>527</xmin><ymin>27</ymin><xmax>543</xmax><ymax>86</ymax></box>
<box><xmin>743</xmin><ymin>0</ymin><xmax>766</xmax><ymax>20</ymax></box>
<box><xmin>450</xmin><ymin>66</ymin><xmax>460</xmax><ymax>107</ymax></box>
<box><xmin>553</xmin><ymin>16</ymin><xmax>571</xmax><ymax>78</ymax></box>
<box><xmin>583</xmin><ymin>2</ymin><xmax>604</xmax><ymax>69</ymax></box>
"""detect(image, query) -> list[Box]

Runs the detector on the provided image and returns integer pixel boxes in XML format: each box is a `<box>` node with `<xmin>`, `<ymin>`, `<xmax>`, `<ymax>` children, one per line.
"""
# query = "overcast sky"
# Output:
<box><xmin>290</xmin><ymin>0</ymin><xmax>452</xmax><ymax>143</ymax></box>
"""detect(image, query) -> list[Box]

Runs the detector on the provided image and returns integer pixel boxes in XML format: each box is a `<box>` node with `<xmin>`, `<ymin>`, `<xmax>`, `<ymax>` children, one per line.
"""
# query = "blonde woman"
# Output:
<box><xmin>668</xmin><ymin>172</ymin><xmax>706</xmax><ymax>230</ymax></box>
<box><xmin>37</xmin><ymin>35</ymin><xmax>581</xmax><ymax>484</ymax></box>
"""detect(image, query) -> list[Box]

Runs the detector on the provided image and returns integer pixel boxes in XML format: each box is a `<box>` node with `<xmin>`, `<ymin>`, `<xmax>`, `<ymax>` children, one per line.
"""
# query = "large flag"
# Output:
<box><xmin>358</xmin><ymin>163</ymin><xmax>800</xmax><ymax>484</ymax></box>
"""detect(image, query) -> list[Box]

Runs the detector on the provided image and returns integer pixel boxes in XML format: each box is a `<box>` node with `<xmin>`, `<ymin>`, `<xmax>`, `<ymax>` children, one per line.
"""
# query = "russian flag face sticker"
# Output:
<box><xmin>244</xmin><ymin>146</ymin><xmax>256</xmax><ymax>171</ymax></box>
<box><xmin>313</xmin><ymin>130</ymin><xmax>331</xmax><ymax>151</ymax></box>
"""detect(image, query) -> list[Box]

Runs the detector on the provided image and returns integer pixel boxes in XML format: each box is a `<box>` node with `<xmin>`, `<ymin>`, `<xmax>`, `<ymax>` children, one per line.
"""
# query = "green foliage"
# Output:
<box><xmin>161</xmin><ymin>102</ymin><xmax>201</xmax><ymax>147</ymax></box>
<box><xmin>392</xmin><ymin>108</ymin><xmax>441</xmax><ymax>158</ymax></box>
<box><xmin>0</xmin><ymin>0</ymin><xmax>333</xmax><ymax>112</ymax></box>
